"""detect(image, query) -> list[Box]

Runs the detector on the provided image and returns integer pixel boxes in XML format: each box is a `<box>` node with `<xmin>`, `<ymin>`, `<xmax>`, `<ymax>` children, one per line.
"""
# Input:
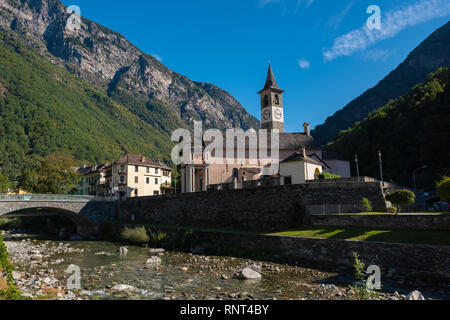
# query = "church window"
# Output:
<box><xmin>274</xmin><ymin>94</ymin><xmax>280</xmax><ymax>105</ymax></box>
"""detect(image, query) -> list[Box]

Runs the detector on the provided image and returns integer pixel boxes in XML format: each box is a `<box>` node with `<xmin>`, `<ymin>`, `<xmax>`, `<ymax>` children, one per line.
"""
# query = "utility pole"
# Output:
<box><xmin>378</xmin><ymin>150</ymin><xmax>384</xmax><ymax>183</ymax></box>
<box><xmin>355</xmin><ymin>154</ymin><xmax>360</xmax><ymax>182</ymax></box>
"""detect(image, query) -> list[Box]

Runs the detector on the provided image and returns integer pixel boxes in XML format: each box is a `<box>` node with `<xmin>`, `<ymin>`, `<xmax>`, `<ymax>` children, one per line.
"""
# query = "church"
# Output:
<box><xmin>180</xmin><ymin>65</ymin><xmax>351</xmax><ymax>193</ymax></box>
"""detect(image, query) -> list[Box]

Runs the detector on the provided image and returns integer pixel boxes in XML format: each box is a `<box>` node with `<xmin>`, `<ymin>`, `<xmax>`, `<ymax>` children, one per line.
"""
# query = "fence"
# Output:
<box><xmin>0</xmin><ymin>194</ymin><xmax>118</xmax><ymax>202</ymax></box>
<box><xmin>306</xmin><ymin>203</ymin><xmax>365</xmax><ymax>215</ymax></box>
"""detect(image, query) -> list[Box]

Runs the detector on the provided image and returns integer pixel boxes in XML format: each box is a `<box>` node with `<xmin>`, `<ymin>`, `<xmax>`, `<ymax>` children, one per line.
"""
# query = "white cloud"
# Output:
<box><xmin>151</xmin><ymin>54</ymin><xmax>163</xmax><ymax>62</ymax></box>
<box><xmin>323</xmin><ymin>0</ymin><xmax>450</xmax><ymax>62</ymax></box>
<box><xmin>298</xmin><ymin>59</ymin><xmax>311</xmax><ymax>69</ymax></box>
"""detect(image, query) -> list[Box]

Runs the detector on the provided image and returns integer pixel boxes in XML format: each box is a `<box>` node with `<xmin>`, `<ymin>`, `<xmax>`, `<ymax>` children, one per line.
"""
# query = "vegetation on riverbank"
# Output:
<box><xmin>0</xmin><ymin>236</ymin><xmax>28</xmax><ymax>300</ymax></box>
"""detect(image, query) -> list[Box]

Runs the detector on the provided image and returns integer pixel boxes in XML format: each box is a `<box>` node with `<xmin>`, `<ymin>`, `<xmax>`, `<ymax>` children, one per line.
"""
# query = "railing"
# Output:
<box><xmin>0</xmin><ymin>194</ymin><xmax>118</xmax><ymax>202</ymax></box>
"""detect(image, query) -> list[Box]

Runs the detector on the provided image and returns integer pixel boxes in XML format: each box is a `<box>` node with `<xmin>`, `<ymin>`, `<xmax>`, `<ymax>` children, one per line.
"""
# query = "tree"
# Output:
<box><xmin>0</xmin><ymin>172</ymin><xmax>10</xmax><ymax>193</ymax></box>
<box><xmin>385</xmin><ymin>190</ymin><xmax>416</xmax><ymax>214</ymax></box>
<box><xmin>436</xmin><ymin>177</ymin><xmax>450</xmax><ymax>202</ymax></box>
<box><xmin>361</xmin><ymin>198</ymin><xmax>372</xmax><ymax>213</ymax></box>
<box><xmin>17</xmin><ymin>169</ymin><xmax>38</xmax><ymax>193</ymax></box>
<box><xmin>34</xmin><ymin>153</ymin><xmax>79</xmax><ymax>194</ymax></box>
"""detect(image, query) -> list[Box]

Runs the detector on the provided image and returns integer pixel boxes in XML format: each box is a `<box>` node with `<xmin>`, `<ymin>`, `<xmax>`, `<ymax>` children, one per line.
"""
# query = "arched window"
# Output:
<box><xmin>274</xmin><ymin>94</ymin><xmax>280</xmax><ymax>105</ymax></box>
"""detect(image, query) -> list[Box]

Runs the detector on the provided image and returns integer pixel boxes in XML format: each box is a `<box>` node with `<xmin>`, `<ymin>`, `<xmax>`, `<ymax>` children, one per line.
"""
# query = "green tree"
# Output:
<box><xmin>0</xmin><ymin>172</ymin><xmax>10</xmax><ymax>193</ymax></box>
<box><xmin>436</xmin><ymin>177</ymin><xmax>450</xmax><ymax>202</ymax></box>
<box><xmin>385</xmin><ymin>190</ymin><xmax>416</xmax><ymax>214</ymax></box>
<box><xmin>361</xmin><ymin>198</ymin><xmax>372</xmax><ymax>213</ymax></box>
<box><xmin>17</xmin><ymin>169</ymin><xmax>38</xmax><ymax>193</ymax></box>
<box><xmin>34</xmin><ymin>153</ymin><xmax>79</xmax><ymax>194</ymax></box>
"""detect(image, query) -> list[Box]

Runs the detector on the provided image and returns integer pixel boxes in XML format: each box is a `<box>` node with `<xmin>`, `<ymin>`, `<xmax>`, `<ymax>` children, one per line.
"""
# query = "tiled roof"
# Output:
<box><xmin>281</xmin><ymin>152</ymin><xmax>323</xmax><ymax>166</ymax></box>
<box><xmin>115</xmin><ymin>153</ymin><xmax>171</xmax><ymax>170</ymax></box>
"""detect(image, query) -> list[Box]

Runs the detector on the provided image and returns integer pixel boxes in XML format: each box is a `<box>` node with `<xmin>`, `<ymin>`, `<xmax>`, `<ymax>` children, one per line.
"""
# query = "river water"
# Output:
<box><xmin>2</xmin><ymin>233</ymin><xmax>443</xmax><ymax>300</ymax></box>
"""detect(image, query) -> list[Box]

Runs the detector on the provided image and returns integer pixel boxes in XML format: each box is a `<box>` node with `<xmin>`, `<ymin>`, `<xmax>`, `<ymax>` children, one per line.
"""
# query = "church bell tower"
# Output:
<box><xmin>258</xmin><ymin>64</ymin><xmax>285</xmax><ymax>133</ymax></box>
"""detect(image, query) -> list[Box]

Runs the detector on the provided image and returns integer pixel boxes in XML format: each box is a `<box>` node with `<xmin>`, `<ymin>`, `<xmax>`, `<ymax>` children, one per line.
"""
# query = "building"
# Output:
<box><xmin>180</xmin><ymin>65</ymin><xmax>350</xmax><ymax>192</ymax></box>
<box><xmin>75</xmin><ymin>154</ymin><xmax>172</xmax><ymax>198</ymax></box>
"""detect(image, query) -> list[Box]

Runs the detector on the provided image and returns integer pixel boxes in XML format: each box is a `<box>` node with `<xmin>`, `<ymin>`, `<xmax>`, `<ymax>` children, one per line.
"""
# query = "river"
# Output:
<box><xmin>1</xmin><ymin>232</ymin><xmax>441</xmax><ymax>300</ymax></box>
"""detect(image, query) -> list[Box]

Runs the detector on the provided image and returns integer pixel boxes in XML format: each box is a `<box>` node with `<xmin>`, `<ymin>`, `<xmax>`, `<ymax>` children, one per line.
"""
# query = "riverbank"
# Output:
<box><xmin>0</xmin><ymin>231</ymin><xmax>423</xmax><ymax>301</ymax></box>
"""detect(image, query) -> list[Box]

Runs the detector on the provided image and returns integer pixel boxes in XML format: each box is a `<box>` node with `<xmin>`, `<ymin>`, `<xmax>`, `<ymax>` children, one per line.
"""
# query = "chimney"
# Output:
<box><xmin>303</xmin><ymin>122</ymin><xmax>311</xmax><ymax>136</ymax></box>
<box><xmin>302</xmin><ymin>147</ymin><xmax>307</xmax><ymax>157</ymax></box>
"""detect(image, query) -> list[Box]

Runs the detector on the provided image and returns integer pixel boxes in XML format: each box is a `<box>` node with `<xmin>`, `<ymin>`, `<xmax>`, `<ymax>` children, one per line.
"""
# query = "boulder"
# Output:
<box><xmin>111</xmin><ymin>284</ymin><xmax>136</xmax><ymax>292</ymax></box>
<box><xmin>406</xmin><ymin>290</ymin><xmax>425</xmax><ymax>300</ymax></box>
<box><xmin>235</xmin><ymin>267</ymin><xmax>262</xmax><ymax>280</ymax></box>
<box><xmin>31</xmin><ymin>254</ymin><xmax>43</xmax><ymax>262</ymax></box>
<box><xmin>118</xmin><ymin>247</ymin><xmax>128</xmax><ymax>255</ymax></box>
<box><xmin>146</xmin><ymin>256</ymin><xmax>162</xmax><ymax>266</ymax></box>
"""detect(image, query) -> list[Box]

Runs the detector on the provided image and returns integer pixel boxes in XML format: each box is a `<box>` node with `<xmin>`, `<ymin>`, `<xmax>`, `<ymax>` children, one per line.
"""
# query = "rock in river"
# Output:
<box><xmin>235</xmin><ymin>267</ymin><xmax>262</xmax><ymax>280</ymax></box>
<box><xmin>111</xmin><ymin>284</ymin><xmax>136</xmax><ymax>292</ymax></box>
<box><xmin>406</xmin><ymin>290</ymin><xmax>425</xmax><ymax>300</ymax></box>
<box><xmin>149</xmin><ymin>248</ymin><xmax>165</xmax><ymax>254</ymax></box>
<box><xmin>146</xmin><ymin>256</ymin><xmax>162</xmax><ymax>266</ymax></box>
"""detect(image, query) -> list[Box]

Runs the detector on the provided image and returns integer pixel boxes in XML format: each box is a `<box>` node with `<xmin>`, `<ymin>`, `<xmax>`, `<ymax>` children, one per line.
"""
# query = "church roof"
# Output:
<box><xmin>258</xmin><ymin>65</ymin><xmax>285</xmax><ymax>94</ymax></box>
<box><xmin>281</xmin><ymin>151</ymin><xmax>323</xmax><ymax>166</ymax></box>
<box><xmin>279</xmin><ymin>133</ymin><xmax>321</xmax><ymax>150</ymax></box>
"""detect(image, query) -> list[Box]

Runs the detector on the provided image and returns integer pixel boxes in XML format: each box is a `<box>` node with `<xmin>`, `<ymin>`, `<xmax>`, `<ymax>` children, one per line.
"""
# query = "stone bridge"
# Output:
<box><xmin>0</xmin><ymin>194</ymin><xmax>118</xmax><ymax>236</ymax></box>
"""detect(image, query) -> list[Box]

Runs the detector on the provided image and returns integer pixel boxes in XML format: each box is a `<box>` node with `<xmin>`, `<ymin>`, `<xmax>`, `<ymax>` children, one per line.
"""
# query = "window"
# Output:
<box><xmin>155</xmin><ymin>168</ymin><xmax>159</xmax><ymax>174</ymax></box>
<box><xmin>146</xmin><ymin>167</ymin><xmax>149</xmax><ymax>174</ymax></box>
<box><xmin>284</xmin><ymin>177</ymin><xmax>292</xmax><ymax>185</ymax></box>
<box><xmin>120</xmin><ymin>176</ymin><xmax>125</xmax><ymax>183</ymax></box>
<box><xmin>146</xmin><ymin>177</ymin><xmax>150</xmax><ymax>184</ymax></box>
<box><xmin>120</xmin><ymin>165</ymin><xmax>125</xmax><ymax>172</ymax></box>
<box><xmin>154</xmin><ymin>191</ymin><xmax>159</xmax><ymax>196</ymax></box>
<box><xmin>135</xmin><ymin>166</ymin><xmax>139</xmax><ymax>172</ymax></box>
<box><xmin>135</xmin><ymin>177</ymin><xmax>138</xmax><ymax>184</ymax></box>
<box><xmin>135</xmin><ymin>190</ymin><xmax>138</xmax><ymax>196</ymax></box>
<box><xmin>155</xmin><ymin>178</ymin><xmax>158</xmax><ymax>184</ymax></box>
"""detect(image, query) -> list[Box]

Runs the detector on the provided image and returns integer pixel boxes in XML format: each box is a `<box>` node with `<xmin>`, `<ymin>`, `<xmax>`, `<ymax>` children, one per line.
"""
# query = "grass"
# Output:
<box><xmin>333</xmin><ymin>212</ymin><xmax>449</xmax><ymax>216</ymax></box>
<box><xmin>271</xmin><ymin>227</ymin><xmax>450</xmax><ymax>246</ymax></box>
<box><xmin>120</xmin><ymin>226</ymin><xmax>149</xmax><ymax>245</ymax></box>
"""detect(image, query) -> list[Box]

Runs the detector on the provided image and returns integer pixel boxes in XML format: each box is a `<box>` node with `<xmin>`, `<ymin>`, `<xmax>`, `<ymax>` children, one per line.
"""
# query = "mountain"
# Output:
<box><xmin>312</xmin><ymin>21</ymin><xmax>450</xmax><ymax>144</ymax></box>
<box><xmin>0</xmin><ymin>0</ymin><xmax>259</xmax><ymax>179</ymax></box>
<box><xmin>328</xmin><ymin>67</ymin><xmax>450</xmax><ymax>189</ymax></box>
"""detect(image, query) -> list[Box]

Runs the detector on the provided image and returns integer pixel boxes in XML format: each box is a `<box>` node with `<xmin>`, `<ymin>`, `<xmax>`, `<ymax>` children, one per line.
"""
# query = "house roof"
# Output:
<box><xmin>281</xmin><ymin>151</ymin><xmax>323</xmax><ymax>166</ymax></box>
<box><xmin>75</xmin><ymin>163</ymin><xmax>111</xmax><ymax>175</ymax></box>
<box><xmin>115</xmin><ymin>153</ymin><xmax>171</xmax><ymax>171</ymax></box>
<box><xmin>309</xmin><ymin>153</ymin><xmax>331</xmax><ymax>169</ymax></box>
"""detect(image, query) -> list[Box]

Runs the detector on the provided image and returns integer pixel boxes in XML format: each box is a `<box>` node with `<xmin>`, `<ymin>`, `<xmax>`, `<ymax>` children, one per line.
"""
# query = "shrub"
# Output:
<box><xmin>121</xmin><ymin>226</ymin><xmax>149</xmax><ymax>245</ymax></box>
<box><xmin>318</xmin><ymin>172</ymin><xmax>341</xmax><ymax>180</ymax></box>
<box><xmin>148</xmin><ymin>230</ymin><xmax>167</xmax><ymax>247</ymax></box>
<box><xmin>348</xmin><ymin>252</ymin><xmax>380</xmax><ymax>300</ymax></box>
<box><xmin>385</xmin><ymin>190</ymin><xmax>416</xmax><ymax>214</ymax></box>
<box><xmin>361</xmin><ymin>198</ymin><xmax>372</xmax><ymax>213</ymax></box>
<box><xmin>437</xmin><ymin>177</ymin><xmax>450</xmax><ymax>202</ymax></box>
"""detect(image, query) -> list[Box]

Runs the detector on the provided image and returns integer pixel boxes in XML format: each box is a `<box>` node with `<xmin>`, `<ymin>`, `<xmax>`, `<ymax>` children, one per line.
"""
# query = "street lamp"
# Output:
<box><xmin>378</xmin><ymin>150</ymin><xmax>384</xmax><ymax>182</ymax></box>
<box><xmin>412</xmin><ymin>165</ymin><xmax>428</xmax><ymax>190</ymax></box>
<box><xmin>355</xmin><ymin>154</ymin><xmax>360</xmax><ymax>182</ymax></box>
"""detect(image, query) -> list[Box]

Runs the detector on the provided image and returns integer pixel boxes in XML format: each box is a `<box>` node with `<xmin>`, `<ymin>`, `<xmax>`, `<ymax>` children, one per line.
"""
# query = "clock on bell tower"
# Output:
<box><xmin>258</xmin><ymin>64</ymin><xmax>285</xmax><ymax>133</ymax></box>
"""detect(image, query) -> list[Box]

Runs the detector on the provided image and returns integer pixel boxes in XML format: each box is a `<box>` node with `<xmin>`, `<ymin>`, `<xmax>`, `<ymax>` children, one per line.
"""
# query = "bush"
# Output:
<box><xmin>385</xmin><ymin>190</ymin><xmax>416</xmax><ymax>214</ymax></box>
<box><xmin>318</xmin><ymin>172</ymin><xmax>341</xmax><ymax>180</ymax></box>
<box><xmin>361</xmin><ymin>198</ymin><xmax>372</xmax><ymax>213</ymax></box>
<box><xmin>437</xmin><ymin>177</ymin><xmax>450</xmax><ymax>202</ymax></box>
<box><xmin>121</xmin><ymin>226</ymin><xmax>149</xmax><ymax>245</ymax></box>
<box><xmin>148</xmin><ymin>230</ymin><xmax>167</xmax><ymax>247</ymax></box>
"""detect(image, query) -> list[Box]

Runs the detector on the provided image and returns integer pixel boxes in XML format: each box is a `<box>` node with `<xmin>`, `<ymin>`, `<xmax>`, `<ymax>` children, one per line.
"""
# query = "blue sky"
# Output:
<box><xmin>62</xmin><ymin>0</ymin><xmax>450</xmax><ymax>133</ymax></box>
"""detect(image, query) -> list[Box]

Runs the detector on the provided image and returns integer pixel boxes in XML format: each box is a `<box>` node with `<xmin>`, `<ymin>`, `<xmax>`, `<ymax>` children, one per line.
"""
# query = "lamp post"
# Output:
<box><xmin>355</xmin><ymin>154</ymin><xmax>360</xmax><ymax>182</ymax></box>
<box><xmin>378</xmin><ymin>150</ymin><xmax>384</xmax><ymax>183</ymax></box>
<box><xmin>412</xmin><ymin>165</ymin><xmax>428</xmax><ymax>189</ymax></box>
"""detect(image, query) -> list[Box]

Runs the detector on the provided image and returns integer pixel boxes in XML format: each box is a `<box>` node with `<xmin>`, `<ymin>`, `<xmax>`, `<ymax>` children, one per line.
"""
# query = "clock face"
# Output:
<box><xmin>274</xmin><ymin>108</ymin><xmax>283</xmax><ymax>121</ymax></box>
<box><xmin>263</xmin><ymin>109</ymin><xmax>271</xmax><ymax>121</ymax></box>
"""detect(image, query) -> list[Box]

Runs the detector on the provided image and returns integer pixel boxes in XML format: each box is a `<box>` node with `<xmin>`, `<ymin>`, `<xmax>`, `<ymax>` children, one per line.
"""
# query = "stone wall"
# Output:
<box><xmin>310</xmin><ymin>214</ymin><xmax>450</xmax><ymax>231</ymax></box>
<box><xmin>119</xmin><ymin>182</ymin><xmax>388</xmax><ymax>232</ymax></box>
<box><xmin>176</xmin><ymin>230</ymin><xmax>450</xmax><ymax>280</ymax></box>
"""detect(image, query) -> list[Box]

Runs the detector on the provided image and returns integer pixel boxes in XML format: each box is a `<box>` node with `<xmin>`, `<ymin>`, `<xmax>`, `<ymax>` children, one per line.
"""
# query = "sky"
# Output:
<box><xmin>62</xmin><ymin>0</ymin><xmax>450</xmax><ymax>133</ymax></box>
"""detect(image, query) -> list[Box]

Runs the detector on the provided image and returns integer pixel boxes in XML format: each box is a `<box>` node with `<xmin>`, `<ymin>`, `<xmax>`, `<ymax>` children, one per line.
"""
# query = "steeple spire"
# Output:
<box><xmin>258</xmin><ymin>64</ymin><xmax>284</xmax><ymax>94</ymax></box>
